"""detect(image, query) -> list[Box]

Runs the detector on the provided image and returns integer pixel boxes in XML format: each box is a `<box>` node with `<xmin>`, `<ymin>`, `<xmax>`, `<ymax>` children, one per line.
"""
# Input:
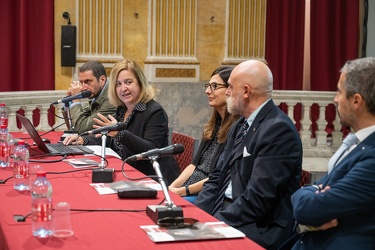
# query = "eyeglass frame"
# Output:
<box><xmin>157</xmin><ymin>216</ymin><xmax>199</xmax><ymax>229</ymax></box>
<box><xmin>204</xmin><ymin>82</ymin><xmax>228</xmax><ymax>92</ymax></box>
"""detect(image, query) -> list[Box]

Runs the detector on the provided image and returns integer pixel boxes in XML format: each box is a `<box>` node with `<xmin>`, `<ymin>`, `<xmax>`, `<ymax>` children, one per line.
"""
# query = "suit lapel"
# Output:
<box><xmin>223</xmin><ymin>117</ymin><xmax>244</xmax><ymax>167</ymax></box>
<box><xmin>324</xmin><ymin>132</ymin><xmax>375</xmax><ymax>184</ymax></box>
<box><xmin>228</xmin><ymin>101</ymin><xmax>276</xmax><ymax>166</ymax></box>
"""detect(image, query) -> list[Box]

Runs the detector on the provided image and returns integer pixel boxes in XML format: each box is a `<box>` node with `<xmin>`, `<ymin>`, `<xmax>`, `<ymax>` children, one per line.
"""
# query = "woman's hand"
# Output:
<box><xmin>63</xmin><ymin>134</ymin><xmax>83</xmax><ymax>145</ymax></box>
<box><xmin>168</xmin><ymin>186</ymin><xmax>185</xmax><ymax>196</ymax></box>
<box><xmin>92</xmin><ymin>113</ymin><xmax>119</xmax><ymax>137</ymax></box>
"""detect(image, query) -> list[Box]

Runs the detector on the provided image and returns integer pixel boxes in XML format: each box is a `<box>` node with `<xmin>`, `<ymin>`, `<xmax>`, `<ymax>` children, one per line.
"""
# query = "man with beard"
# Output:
<box><xmin>63</xmin><ymin>60</ymin><xmax>117</xmax><ymax>134</ymax></box>
<box><xmin>195</xmin><ymin>59</ymin><xmax>302</xmax><ymax>249</ymax></box>
<box><xmin>289</xmin><ymin>57</ymin><xmax>375</xmax><ymax>249</ymax></box>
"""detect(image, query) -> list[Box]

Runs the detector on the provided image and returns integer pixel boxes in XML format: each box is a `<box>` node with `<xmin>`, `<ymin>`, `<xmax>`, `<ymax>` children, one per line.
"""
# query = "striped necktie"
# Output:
<box><xmin>212</xmin><ymin>121</ymin><xmax>249</xmax><ymax>215</ymax></box>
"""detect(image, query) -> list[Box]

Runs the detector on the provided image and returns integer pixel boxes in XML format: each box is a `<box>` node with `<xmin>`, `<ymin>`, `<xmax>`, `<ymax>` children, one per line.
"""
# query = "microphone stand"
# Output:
<box><xmin>146</xmin><ymin>156</ymin><xmax>183</xmax><ymax>224</ymax></box>
<box><xmin>92</xmin><ymin>131</ymin><xmax>115</xmax><ymax>183</ymax></box>
<box><xmin>65</xmin><ymin>102</ymin><xmax>74</xmax><ymax>131</ymax></box>
<box><xmin>99</xmin><ymin>132</ymin><xmax>107</xmax><ymax>168</ymax></box>
<box><xmin>60</xmin><ymin>102</ymin><xmax>78</xmax><ymax>141</ymax></box>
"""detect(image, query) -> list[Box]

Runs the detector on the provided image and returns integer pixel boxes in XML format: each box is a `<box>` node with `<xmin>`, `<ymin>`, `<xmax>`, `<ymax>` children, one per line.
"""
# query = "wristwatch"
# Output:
<box><xmin>185</xmin><ymin>185</ymin><xmax>191</xmax><ymax>196</ymax></box>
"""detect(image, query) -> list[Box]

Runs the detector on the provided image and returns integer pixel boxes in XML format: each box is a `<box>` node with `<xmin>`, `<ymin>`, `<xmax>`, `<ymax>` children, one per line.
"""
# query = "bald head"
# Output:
<box><xmin>226</xmin><ymin>60</ymin><xmax>274</xmax><ymax>118</ymax></box>
<box><xmin>231</xmin><ymin>60</ymin><xmax>273</xmax><ymax>96</ymax></box>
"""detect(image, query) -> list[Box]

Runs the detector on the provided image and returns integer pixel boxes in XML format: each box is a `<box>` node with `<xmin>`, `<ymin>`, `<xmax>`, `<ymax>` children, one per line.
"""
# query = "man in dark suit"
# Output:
<box><xmin>195</xmin><ymin>60</ymin><xmax>302</xmax><ymax>249</ymax></box>
<box><xmin>290</xmin><ymin>57</ymin><xmax>375</xmax><ymax>249</ymax></box>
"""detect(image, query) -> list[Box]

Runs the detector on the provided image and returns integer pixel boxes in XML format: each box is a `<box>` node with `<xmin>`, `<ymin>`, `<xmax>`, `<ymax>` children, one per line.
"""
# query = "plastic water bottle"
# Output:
<box><xmin>0</xmin><ymin>103</ymin><xmax>8</xmax><ymax>127</ymax></box>
<box><xmin>13</xmin><ymin>140</ymin><xmax>30</xmax><ymax>190</ymax></box>
<box><xmin>0</xmin><ymin>124</ymin><xmax>10</xmax><ymax>168</ymax></box>
<box><xmin>31</xmin><ymin>171</ymin><xmax>53</xmax><ymax>238</ymax></box>
<box><xmin>8</xmin><ymin>133</ymin><xmax>15</xmax><ymax>157</ymax></box>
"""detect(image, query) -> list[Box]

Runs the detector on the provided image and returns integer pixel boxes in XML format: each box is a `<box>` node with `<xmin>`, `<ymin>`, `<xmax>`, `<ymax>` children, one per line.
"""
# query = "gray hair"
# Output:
<box><xmin>340</xmin><ymin>57</ymin><xmax>375</xmax><ymax>114</ymax></box>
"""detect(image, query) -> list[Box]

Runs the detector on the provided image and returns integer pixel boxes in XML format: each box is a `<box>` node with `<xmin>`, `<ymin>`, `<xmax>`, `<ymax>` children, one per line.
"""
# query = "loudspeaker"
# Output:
<box><xmin>61</xmin><ymin>25</ymin><xmax>77</xmax><ymax>67</ymax></box>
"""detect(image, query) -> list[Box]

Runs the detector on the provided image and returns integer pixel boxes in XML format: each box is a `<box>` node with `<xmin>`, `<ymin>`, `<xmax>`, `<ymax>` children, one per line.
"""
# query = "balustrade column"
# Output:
<box><xmin>315</xmin><ymin>102</ymin><xmax>329</xmax><ymax>147</ymax></box>
<box><xmin>300</xmin><ymin>102</ymin><xmax>313</xmax><ymax>146</ymax></box>
<box><xmin>286</xmin><ymin>101</ymin><xmax>297</xmax><ymax>125</ymax></box>
<box><xmin>53</xmin><ymin>104</ymin><xmax>67</xmax><ymax>131</ymax></box>
<box><xmin>7</xmin><ymin>106</ymin><xmax>18</xmax><ymax>132</ymax></box>
<box><xmin>37</xmin><ymin>105</ymin><xmax>50</xmax><ymax>131</ymax></box>
<box><xmin>331</xmin><ymin>104</ymin><xmax>342</xmax><ymax>148</ymax></box>
<box><xmin>0</xmin><ymin>90</ymin><xmax>74</xmax><ymax>132</ymax></box>
<box><xmin>23</xmin><ymin>107</ymin><xmax>33</xmax><ymax>125</ymax></box>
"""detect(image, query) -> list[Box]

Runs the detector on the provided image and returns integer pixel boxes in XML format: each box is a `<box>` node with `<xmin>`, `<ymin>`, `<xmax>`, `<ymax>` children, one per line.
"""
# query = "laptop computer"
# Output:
<box><xmin>16</xmin><ymin>113</ymin><xmax>94</xmax><ymax>155</ymax></box>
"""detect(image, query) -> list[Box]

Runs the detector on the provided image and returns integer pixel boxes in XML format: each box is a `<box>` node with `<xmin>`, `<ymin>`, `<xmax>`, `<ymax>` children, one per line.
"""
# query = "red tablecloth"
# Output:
<box><xmin>0</xmin><ymin>132</ymin><xmax>263</xmax><ymax>250</ymax></box>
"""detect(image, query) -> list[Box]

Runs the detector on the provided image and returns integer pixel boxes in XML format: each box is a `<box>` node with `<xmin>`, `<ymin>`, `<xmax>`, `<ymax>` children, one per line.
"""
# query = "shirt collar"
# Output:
<box><xmin>245</xmin><ymin>99</ymin><xmax>271</xmax><ymax>127</ymax></box>
<box><xmin>134</xmin><ymin>101</ymin><xmax>147</xmax><ymax>112</ymax></box>
<box><xmin>355</xmin><ymin>125</ymin><xmax>375</xmax><ymax>143</ymax></box>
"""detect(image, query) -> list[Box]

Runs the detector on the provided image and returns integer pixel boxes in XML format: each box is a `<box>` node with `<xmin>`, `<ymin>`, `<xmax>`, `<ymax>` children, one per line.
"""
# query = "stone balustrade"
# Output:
<box><xmin>272</xmin><ymin>90</ymin><xmax>338</xmax><ymax>176</ymax></box>
<box><xmin>1</xmin><ymin>90</ymin><xmax>67</xmax><ymax>132</ymax></box>
<box><xmin>273</xmin><ymin>90</ymin><xmax>340</xmax><ymax>149</ymax></box>
<box><xmin>1</xmin><ymin>89</ymin><xmax>339</xmax><ymax>176</ymax></box>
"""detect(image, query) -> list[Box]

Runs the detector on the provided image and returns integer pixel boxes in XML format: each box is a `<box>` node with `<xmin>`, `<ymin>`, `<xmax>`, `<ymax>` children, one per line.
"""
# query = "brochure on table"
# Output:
<box><xmin>140</xmin><ymin>221</ymin><xmax>245</xmax><ymax>242</ymax></box>
<box><xmin>64</xmin><ymin>158</ymin><xmax>99</xmax><ymax>168</ymax></box>
<box><xmin>85</xmin><ymin>146</ymin><xmax>122</xmax><ymax>159</ymax></box>
<box><xmin>90</xmin><ymin>180</ymin><xmax>162</xmax><ymax>195</ymax></box>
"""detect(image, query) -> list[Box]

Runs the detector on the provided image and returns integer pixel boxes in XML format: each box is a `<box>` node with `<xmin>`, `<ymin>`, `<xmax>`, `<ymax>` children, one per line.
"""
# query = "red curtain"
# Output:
<box><xmin>310</xmin><ymin>0</ymin><xmax>360</xmax><ymax>91</ymax></box>
<box><xmin>0</xmin><ymin>0</ymin><xmax>54</xmax><ymax>92</ymax></box>
<box><xmin>265</xmin><ymin>0</ymin><xmax>306</xmax><ymax>90</ymax></box>
<box><xmin>310</xmin><ymin>0</ymin><xmax>360</xmax><ymax>135</ymax></box>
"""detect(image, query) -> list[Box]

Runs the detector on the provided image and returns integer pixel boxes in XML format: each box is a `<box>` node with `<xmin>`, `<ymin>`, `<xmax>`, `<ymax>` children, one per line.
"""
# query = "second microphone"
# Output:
<box><xmin>80</xmin><ymin>122</ymin><xmax>127</xmax><ymax>136</ymax></box>
<box><xmin>125</xmin><ymin>144</ymin><xmax>185</xmax><ymax>162</ymax></box>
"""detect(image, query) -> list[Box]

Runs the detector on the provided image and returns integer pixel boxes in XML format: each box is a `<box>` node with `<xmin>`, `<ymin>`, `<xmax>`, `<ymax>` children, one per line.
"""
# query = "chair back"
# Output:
<box><xmin>300</xmin><ymin>169</ymin><xmax>312</xmax><ymax>187</ymax></box>
<box><xmin>171</xmin><ymin>132</ymin><xmax>199</xmax><ymax>172</ymax></box>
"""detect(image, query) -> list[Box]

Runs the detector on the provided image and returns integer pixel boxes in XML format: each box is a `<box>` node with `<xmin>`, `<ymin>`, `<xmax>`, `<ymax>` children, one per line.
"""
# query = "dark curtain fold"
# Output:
<box><xmin>265</xmin><ymin>0</ymin><xmax>305</xmax><ymax>90</ymax></box>
<box><xmin>310</xmin><ymin>0</ymin><xmax>360</xmax><ymax>91</ymax></box>
<box><xmin>0</xmin><ymin>0</ymin><xmax>54</xmax><ymax>92</ymax></box>
<box><xmin>310</xmin><ymin>0</ymin><xmax>360</xmax><ymax>135</ymax></box>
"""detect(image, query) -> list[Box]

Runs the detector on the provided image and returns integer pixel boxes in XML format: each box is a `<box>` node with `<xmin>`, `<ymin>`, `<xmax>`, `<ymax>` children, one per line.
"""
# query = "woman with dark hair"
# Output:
<box><xmin>169</xmin><ymin>66</ymin><xmax>241</xmax><ymax>203</ymax></box>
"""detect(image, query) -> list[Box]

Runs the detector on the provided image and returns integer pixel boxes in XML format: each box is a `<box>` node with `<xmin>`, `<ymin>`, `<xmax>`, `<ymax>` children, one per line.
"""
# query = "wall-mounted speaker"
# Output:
<box><xmin>61</xmin><ymin>25</ymin><xmax>76</xmax><ymax>67</ymax></box>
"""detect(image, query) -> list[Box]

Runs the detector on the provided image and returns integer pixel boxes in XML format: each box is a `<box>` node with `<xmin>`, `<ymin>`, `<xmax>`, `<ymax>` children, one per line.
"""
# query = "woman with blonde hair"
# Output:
<box><xmin>64</xmin><ymin>59</ymin><xmax>180</xmax><ymax>184</ymax></box>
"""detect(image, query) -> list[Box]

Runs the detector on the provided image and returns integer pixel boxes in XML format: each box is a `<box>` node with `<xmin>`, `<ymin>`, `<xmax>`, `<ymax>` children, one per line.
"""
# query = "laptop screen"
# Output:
<box><xmin>15</xmin><ymin>113</ymin><xmax>51</xmax><ymax>153</ymax></box>
<box><xmin>15</xmin><ymin>113</ymin><xmax>95</xmax><ymax>156</ymax></box>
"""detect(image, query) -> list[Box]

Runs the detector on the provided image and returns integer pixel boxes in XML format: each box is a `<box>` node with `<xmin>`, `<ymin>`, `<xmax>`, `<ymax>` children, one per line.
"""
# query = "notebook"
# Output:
<box><xmin>16</xmin><ymin>113</ymin><xmax>94</xmax><ymax>155</ymax></box>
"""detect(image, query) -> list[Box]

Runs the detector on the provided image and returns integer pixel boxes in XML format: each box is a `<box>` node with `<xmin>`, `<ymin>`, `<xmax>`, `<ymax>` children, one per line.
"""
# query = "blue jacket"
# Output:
<box><xmin>291</xmin><ymin>132</ymin><xmax>375</xmax><ymax>249</ymax></box>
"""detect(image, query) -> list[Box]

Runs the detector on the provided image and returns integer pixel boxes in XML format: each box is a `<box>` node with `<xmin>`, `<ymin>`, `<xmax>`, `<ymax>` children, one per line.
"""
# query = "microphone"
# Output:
<box><xmin>53</xmin><ymin>90</ymin><xmax>92</xmax><ymax>104</ymax></box>
<box><xmin>80</xmin><ymin>122</ymin><xmax>127</xmax><ymax>136</ymax></box>
<box><xmin>125</xmin><ymin>144</ymin><xmax>184</xmax><ymax>162</ymax></box>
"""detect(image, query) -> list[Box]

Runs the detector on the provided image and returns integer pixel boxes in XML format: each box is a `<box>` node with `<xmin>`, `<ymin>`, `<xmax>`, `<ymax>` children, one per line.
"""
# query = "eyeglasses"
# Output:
<box><xmin>157</xmin><ymin>217</ymin><xmax>199</xmax><ymax>229</ymax></box>
<box><xmin>204</xmin><ymin>82</ymin><xmax>227</xmax><ymax>92</ymax></box>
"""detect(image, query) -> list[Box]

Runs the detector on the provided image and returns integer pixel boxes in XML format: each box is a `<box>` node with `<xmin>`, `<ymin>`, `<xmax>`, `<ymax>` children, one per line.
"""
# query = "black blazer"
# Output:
<box><xmin>195</xmin><ymin>100</ymin><xmax>302</xmax><ymax>249</ymax></box>
<box><xmin>86</xmin><ymin>99</ymin><xmax>180</xmax><ymax>185</ymax></box>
